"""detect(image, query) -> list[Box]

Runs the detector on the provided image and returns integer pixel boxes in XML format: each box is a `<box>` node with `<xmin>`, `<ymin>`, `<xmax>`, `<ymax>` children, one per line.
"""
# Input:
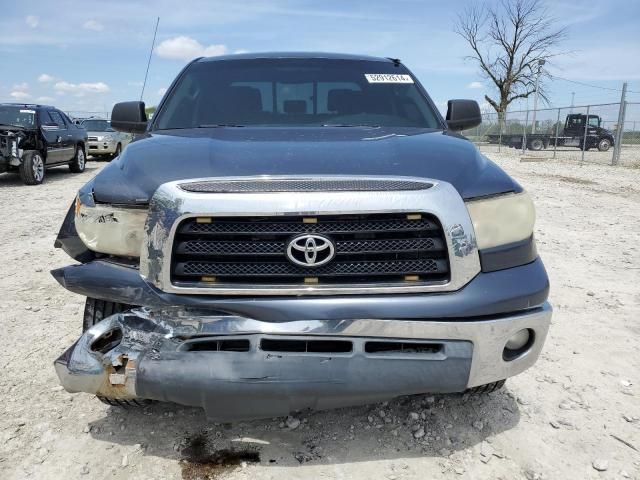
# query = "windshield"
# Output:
<box><xmin>81</xmin><ymin>119</ymin><xmax>113</xmax><ymax>131</ymax></box>
<box><xmin>154</xmin><ymin>58</ymin><xmax>441</xmax><ymax>129</ymax></box>
<box><xmin>0</xmin><ymin>106</ymin><xmax>36</xmax><ymax>128</ymax></box>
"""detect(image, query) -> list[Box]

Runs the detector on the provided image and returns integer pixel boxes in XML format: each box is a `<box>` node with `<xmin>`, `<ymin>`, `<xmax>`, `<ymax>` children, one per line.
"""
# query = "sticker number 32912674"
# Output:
<box><xmin>364</xmin><ymin>74</ymin><xmax>414</xmax><ymax>84</ymax></box>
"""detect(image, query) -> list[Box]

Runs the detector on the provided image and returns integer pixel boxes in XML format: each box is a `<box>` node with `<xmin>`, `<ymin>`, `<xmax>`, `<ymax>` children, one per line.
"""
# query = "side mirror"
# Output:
<box><xmin>446</xmin><ymin>99</ymin><xmax>481</xmax><ymax>131</ymax></box>
<box><xmin>111</xmin><ymin>101</ymin><xmax>148</xmax><ymax>133</ymax></box>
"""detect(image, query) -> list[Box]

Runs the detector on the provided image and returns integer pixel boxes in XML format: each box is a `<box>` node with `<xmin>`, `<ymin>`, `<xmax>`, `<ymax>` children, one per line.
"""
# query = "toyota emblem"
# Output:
<box><xmin>286</xmin><ymin>234</ymin><xmax>335</xmax><ymax>267</ymax></box>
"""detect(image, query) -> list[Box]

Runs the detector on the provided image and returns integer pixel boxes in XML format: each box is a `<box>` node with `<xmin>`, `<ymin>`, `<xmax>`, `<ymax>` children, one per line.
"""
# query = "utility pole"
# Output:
<box><xmin>531</xmin><ymin>59</ymin><xmax>545</xmax><ymax>134</ymax></box>
<box><xmin>612</xmin><ymin>82</ymin><xmax>627</xmax><ymax>166</ymax></box>
<box><xmin>570</xmin><ymin>92</ymin><xmax>575</xmax><ymax>112</ymax></box>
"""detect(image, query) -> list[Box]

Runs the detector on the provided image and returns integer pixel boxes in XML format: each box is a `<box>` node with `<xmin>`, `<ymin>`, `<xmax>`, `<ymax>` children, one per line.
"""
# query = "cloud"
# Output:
<box><xmin>54</xmin><ymin>81</ymin><xmax>110</xmax><ymax>93</ymax></box>
<box><xmin>12</xmin><ymin>82</ymin><xmax>29</xmax><ymax>92</ymax></box>
<box><xmin>38</xmin><ymin>74</ymin><xmax>55</xmax><ymax>83</ymax></box>
<box><xmin>36</xmin><ymin>96</ymin><xmax>56</xmax><ymax>103</ymax></box>
<box><xmin>157</xmin><ymin>87</ymin><xmax>168</xmax><ymax>96</ymax></box>
<box><xmin>10</xmin><ymin>91</ymin><xmax>32</xmax><ymax>100</ymax></box>
<box><xmin>156</xmin><ymin>36</ymin><xmax>228</xmax><ymax>60</ymax></box>
<box><xmin>467</xmin><ymin>81</ymin><xmax>483</xmax><ymax>89</ymax></box>
<box><xmin>25</xmin><ymin>16</ymin><xmax>39</xmax><ymax>28</ymax></box>
<box><xmin>83</xmin><ymin>19</ymin><xmax>104</xmax><ymax>31</ymax></box>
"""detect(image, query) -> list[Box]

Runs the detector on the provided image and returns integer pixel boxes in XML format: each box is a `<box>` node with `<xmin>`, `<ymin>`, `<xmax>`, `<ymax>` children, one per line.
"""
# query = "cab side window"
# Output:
<box><xmin>48</xmin><ymin>110</ymin><xmax>66</xmax><ymax>129</ymax></box>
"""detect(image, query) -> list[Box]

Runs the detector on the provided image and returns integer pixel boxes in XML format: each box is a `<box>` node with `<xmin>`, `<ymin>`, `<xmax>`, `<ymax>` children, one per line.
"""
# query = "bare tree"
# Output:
<box><xmin>456</xmin><ymin>0</ymin><xmax>565</xmax><ymax>120</ymax></box>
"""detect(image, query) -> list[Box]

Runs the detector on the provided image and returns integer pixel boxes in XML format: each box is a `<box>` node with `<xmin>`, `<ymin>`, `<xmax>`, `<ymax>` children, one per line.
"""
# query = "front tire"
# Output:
<box><xmin>19</xmin><ymin>151</ymin><xmax>45</xmax><ymax>185</ymax></box>
<box><xmin>69</xmin><ymin>145</ymin><xmax>86</xmax><ymax>173</ymax></box>
<box><xmin>597</xmin><ymin>138</ymin><xmax>611</xmax><ymax>152</ymax></box>
<box><xmin>82</xmin><ymin>297</ymin><xmax>134</xmax><ymax>331</ymax></box>
<box><xmin>465</xmin><ymin>379</ymin><xmax>506</xmax><ymax>395</ymax></box>
<box><xmin>112</xmin><ymin>143</ymin><xmax>122</xmax><ymax>160</ymax></box>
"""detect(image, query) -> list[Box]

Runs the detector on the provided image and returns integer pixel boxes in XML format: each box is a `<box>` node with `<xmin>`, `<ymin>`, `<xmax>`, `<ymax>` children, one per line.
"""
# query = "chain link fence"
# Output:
<box><xmin>65</xmin><ymin>110</ymin><xmax>111</xmax><ymax>121</ymax></box>
<box><xmin>462</xmin><ymin>102</ymin><xmax>640</xmax><ymax>167</ymax></box>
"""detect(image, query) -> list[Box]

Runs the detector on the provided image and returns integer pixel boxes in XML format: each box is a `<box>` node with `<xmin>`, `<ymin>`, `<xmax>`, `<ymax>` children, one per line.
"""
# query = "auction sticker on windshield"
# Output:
<box><xmin>364</xmin><ymin>74</ymin><xmax>414</xmax><ymax>83</ymax></box>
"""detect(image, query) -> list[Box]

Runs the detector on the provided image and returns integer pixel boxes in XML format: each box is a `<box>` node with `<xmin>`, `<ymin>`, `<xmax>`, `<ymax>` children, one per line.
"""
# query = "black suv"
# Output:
<box><xmin>0</xmin><ymin>103</ymin><xmax>88</xmax><ymax>185</ymax></box>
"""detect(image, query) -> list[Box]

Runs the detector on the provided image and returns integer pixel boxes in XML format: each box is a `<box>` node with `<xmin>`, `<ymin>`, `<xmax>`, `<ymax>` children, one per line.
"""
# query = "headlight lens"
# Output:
<box><xmin>75</xmin><ymin>198</ymin><xmax>147</xmax><ymax>257</ymax></box>
<box><xmin>466</xmin><ymin>192</ymin><xmax>535</xmax><ymax>250</ymax></box>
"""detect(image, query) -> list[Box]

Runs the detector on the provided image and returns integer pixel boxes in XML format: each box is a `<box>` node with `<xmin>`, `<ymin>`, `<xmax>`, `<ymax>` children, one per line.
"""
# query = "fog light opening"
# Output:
<box><xmin>503</xmin><ymin>328</ymin><xmax>535</xmax><ymax>361</ymax></box>
<box><xmin>90</xmin><ymin>328</ymin><xmax>123</xmax><ymax>354</ymax></box>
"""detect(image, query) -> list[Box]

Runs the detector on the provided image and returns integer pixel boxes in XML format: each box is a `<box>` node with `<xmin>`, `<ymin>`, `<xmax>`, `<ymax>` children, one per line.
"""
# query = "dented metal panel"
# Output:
<box><xmin>54</xmin><ymin>304</ymin><xmax>550</xmax><ymax>420</ymax></box>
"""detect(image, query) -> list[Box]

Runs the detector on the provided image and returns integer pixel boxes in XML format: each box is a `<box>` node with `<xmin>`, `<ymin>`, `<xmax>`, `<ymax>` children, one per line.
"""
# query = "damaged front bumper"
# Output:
<box><xmin>54</xmin><ymin>304</ymin><xmax>551</xmax><ymax>420</ymax></box>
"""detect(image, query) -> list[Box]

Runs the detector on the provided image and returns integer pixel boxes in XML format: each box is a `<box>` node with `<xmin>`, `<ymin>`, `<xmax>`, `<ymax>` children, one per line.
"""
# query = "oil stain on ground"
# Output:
<box><xmin>180</xmin><ymin>432</ymin><xmax>260</xmax><ymax>480</ymax></box>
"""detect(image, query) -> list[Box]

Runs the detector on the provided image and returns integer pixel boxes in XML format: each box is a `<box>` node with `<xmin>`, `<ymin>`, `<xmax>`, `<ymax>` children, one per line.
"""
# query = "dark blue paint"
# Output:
<box><xmin>93</xmin><ymin>127</ymin><xmax>521</xmax><ymax>204</ymax></box>
<box><xmin>51</xmin><ymin>257</ymin><xmax>549</xmax><ymax>321</ymax></box>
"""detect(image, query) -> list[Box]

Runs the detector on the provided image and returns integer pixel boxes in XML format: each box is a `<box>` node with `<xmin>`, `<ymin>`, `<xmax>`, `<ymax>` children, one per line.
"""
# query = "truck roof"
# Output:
<box><xmin>0</xmin><ymin>102</ymin><xmax>54</xmax><ymax>110</ymax></box>
<box><xmin>198</xmin><ymin>51</ymin><xmax>398</xmax><ymax>63</ymax></box>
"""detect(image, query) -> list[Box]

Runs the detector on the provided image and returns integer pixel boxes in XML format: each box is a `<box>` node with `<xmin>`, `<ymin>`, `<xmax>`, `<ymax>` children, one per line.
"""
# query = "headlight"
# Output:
<box><xmin>466</xmin><ymin>192</ymin><xmax>535</xmax><ymax>250</ymax></box>
<box><xmin>75</xmin><ymin>197</ymin><xmax>147</xmax><ymax>257</ymax></box>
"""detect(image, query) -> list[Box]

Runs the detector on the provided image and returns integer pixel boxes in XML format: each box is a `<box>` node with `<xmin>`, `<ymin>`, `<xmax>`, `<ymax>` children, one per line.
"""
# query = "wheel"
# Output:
<box><xmin>528</xmin><ymin>138</ymin><xmax>545</xmax><ymax>151</ymax></box>
<box><xmin>19</xmin><ymin>151</ymin><xmax>45</xmax><ymax>185</ymax></box>
<box><xmin>112</xmin><ymin>143</ymin><xmax>122</xmax><ymax>160</ymax></box>
<box><xmin>69</xmin><ymin>145</ymin><xmax>86</xmax><ymax>173</ymax></box>
<box><xmin>82</xmin><ymin>297</ymin><xmax>134</xmax><ymax>331</ymax></box>
<box><xmin>465</xmin><ymin>379</ymin><xmax>506</xmax><ymax>395</ymax></box>
<box><xmin>597</xmin><ymin>138</ymin><xmax>611</xmax><ymax>152</ymax></box>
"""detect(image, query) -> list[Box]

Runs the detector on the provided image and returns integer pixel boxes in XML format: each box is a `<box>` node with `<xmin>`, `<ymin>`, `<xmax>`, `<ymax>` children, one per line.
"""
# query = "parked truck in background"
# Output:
<box><xmin>51</xmin><ymin>52</ymin><xmax>551</xmax><ymax>420</ymax></box>
<box><xmin>487</xmin><ymin>113</ymin><xmax>615</xmax><ymax>151</ymax></box>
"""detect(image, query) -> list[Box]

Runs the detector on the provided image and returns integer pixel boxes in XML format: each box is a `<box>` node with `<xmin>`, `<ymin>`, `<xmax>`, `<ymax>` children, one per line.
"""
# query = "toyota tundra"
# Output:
<box><xmin>52</xmin><ymin>53</ymin><xmax>551</xmax><ymax>420</ymax></box>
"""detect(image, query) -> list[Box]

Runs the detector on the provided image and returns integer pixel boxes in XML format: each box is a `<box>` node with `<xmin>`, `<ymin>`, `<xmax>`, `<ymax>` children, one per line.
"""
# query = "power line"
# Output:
<box><xmin>553</xmin><ymin>76</ymin><xmax>640</xmax><ymax>94</ymax></box>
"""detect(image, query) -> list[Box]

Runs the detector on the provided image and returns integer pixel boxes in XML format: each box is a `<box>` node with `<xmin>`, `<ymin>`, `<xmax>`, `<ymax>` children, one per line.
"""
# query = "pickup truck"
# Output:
<box><xmin>52</xmin><ymin>53</ymin><xmax>551</xmax><ymax>420</ymax></box>
<box><xmin>0</xmin><ymin>103</ymin><xmax>87</xmax><ymax>184</ymax></box>
<box><xmin>487</xmin><ymin>113</ymin><xmax>615</xmax><ymax>151</ymax></box>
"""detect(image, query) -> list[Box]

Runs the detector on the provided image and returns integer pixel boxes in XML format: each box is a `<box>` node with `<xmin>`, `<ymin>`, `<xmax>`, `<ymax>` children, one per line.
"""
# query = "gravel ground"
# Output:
<box><xmin>477</xmin><ymin>143</ymin><xmax>640</xmax><ymax>167</ymax></box>
<box><xmin>1</xmin><ymin>154</ymin><xmax>639</xmax><ymax>480</ymax></box>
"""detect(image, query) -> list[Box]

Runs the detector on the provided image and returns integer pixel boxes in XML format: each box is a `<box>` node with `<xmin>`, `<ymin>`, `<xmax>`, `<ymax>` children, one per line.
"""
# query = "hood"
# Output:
<box><xmin>92</xmin><ymin>127</ymin><xmax>521</xmax><ymax>203</ymax></box>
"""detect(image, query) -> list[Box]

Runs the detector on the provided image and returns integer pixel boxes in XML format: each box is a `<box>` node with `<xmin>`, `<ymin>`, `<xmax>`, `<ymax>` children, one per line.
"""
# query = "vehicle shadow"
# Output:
<box><xmin>0</xmin><ymin>163</ymin><xmax>101</xmax><ymax>187</ymax></box>
<box><xmin>88</xmin><ymin>389</ymin><xmax>520</xmax><ymax>473</ymax></box>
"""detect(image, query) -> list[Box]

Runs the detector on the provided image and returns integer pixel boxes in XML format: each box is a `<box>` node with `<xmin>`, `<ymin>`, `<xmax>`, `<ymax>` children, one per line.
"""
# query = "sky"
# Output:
<box><xmin>1</xmin><ymin>0</ymin><xmax>640</xmax><ymax>118</ymax></box>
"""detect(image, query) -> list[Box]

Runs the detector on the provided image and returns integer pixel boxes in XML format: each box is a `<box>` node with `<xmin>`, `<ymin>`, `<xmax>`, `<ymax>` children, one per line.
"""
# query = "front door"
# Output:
<box><xmin>48</xmin><ymin>110</ymin><xmax>74</xmax><ymax>162</ymax></box>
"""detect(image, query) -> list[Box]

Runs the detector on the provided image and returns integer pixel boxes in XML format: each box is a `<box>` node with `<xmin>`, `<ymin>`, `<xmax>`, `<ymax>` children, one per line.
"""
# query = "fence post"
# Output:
<box><xmin>553</xmin><ymin>108</ymin><xmax>560</xmax><ymax>159</ymax></box>
<box><xmin>581</xmin><ymin>105</ymin><xmax>590</xmax><ymax>164</ymax></box>
<box><xmin>522</xmin><ymin>109</ymin><xmax>529</xmax><ymax>154</ymax></box>
<box><xmin>612</xmin><ymin>82</ymin><xmax>628</xmax><ymax>166</ymax></box>
<box><xmin>498</xmin><ymin>110</ymin><xmax>505</xmax><ymax>153</ymax></box>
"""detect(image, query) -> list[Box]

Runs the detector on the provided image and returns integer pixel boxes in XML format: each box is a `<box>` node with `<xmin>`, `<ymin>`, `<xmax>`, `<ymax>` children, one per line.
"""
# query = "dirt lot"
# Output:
<box><xmin>1</xmin><ymin>154</ymin><xmax>639</xmax><ymax>480</ymax></box>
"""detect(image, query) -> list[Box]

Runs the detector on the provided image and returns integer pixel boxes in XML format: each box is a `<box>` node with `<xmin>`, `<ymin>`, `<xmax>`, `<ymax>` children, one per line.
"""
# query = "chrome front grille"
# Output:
<box><xmin>170</xmin><ymin>213</ymin><xmax>450</xmax><ymax>286</ymax></box>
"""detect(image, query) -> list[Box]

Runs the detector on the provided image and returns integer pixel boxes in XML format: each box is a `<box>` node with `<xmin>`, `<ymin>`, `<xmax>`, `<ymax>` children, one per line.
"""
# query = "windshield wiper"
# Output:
<box><xmin>197</xmin><ymin>124</ymin><xmax>246</xmax><ymax>128</ymax></box>
<box><xmin>0</xmin><ymin>123</ymin><xmax>25</xmax><ymax>129</ymax></box>
<box><xmin>321</xmin><ymin>124</ymin><xmax>380</xmax><ymax>128</ymax></box>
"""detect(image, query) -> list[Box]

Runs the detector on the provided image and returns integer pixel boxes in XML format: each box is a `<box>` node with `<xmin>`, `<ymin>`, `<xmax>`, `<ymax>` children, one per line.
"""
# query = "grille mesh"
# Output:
<box><xmin>177</xmin><ymin>259</ymin><xmax>445</xmax><ymax>277</ymax></box>
<box><xmin>171</xmin><ymin>213</ymin><xmax>450</xmax><ymax>287</ymax></box>
<box><xmin>182</xmin><ymin>218</ymin><xmax>437</xmax><ymax>235</ymax></box>
<box><xmin>179</xmin><ymin>178</ymin><xmax>432</xmax><ymax>193</ymax></box>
